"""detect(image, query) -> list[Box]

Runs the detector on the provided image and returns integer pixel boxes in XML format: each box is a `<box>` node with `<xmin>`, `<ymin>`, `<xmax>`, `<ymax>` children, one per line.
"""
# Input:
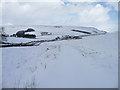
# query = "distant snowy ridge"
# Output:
<box><xmin>1</xmin><ymin>26</ymin><xmax>107</xmax><ymax>46</ymax></box>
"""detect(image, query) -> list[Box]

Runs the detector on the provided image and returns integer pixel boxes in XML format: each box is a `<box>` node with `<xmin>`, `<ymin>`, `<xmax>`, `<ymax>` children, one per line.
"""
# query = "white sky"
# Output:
<box><xmin>0</xmin><ymin>0</ymin><xmax>119</xmax><ymax>32</ymax></box>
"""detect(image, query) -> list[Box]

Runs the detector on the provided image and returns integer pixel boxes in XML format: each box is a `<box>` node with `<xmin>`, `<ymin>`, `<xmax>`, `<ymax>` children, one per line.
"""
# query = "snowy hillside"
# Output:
<box><xmin>1</xmin><ymin>26</ymin><xmax>118</xmax><ymax>88</ymax></box>
<box><xmin>1</xmin><ymin>25</ymin><xmax>106</xmax><ymax>44</ymax></box>
<box><xmin>4</xmin><ymin>25</ymin><xmax>106</xmax><ymax>36</ymax></box>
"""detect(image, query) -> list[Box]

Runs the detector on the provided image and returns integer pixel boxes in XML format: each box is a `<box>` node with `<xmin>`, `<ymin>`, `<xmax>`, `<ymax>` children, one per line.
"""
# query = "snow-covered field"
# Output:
<box><xmin>0</xmin><ymin>47</ymin><xmax>2</xmax><ymax>89</ymax></box>
<box><xmin>1</xmin><ymin>25</ymin><xmax>118</xmax><ymax>88</ymax></box>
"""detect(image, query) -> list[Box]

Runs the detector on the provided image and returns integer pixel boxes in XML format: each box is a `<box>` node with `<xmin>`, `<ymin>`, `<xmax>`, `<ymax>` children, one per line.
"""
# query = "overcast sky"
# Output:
<box><xmin>0</xmin><ymin>0</ymin><xmax>119</xmax><ymax>32</ymax></box>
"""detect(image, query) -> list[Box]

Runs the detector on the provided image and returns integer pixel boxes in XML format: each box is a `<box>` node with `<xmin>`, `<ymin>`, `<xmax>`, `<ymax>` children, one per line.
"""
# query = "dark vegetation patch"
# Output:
<box><xmin>1</xmin><ymin>35</ymin><xmax>82</xmax><ymax>48</ymax></box>
<box><xmin>72</xmin><ymin>29</ymin><xmax>91</xmax><ymax>34</ymax></box>
<box><xmin>54</xmin><ymin>26</ymin><xmax>63</xmax><ymax>28</ymax></box>
<box><xmin>41</xmin><ymin>32</ymin><xmax>52</xmax><ymax>36</ymax></box>
<box><xmin>11</xmin><ymin>28</ymin><xmax>36</xmax><ymax>38</ymax></box>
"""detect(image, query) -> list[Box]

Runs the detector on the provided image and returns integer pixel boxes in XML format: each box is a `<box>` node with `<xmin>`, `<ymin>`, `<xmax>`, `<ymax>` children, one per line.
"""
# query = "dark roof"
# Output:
<box><xmin>25</xmin><ymin>28</ymin><xmax>35</xmax><ymax>32</ymax></box>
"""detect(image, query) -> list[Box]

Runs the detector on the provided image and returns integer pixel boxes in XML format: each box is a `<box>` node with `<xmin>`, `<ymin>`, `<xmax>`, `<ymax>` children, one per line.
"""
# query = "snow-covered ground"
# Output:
<box><xmin>0</xmin><ymin>48</ymin><xmax>2</xmax><ymax>89</ymax></box>
<box><xmin>2</xmin><ymin>26</ymin><xmax>118</xmax><ymax>88</ymax></box>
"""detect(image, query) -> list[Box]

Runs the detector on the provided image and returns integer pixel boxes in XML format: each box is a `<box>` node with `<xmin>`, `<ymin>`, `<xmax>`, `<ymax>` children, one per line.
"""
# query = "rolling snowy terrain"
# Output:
<box><xmin>1</xmin><ymin>25</ymin><xmax>118</xmax><ymax>88</ymax></box>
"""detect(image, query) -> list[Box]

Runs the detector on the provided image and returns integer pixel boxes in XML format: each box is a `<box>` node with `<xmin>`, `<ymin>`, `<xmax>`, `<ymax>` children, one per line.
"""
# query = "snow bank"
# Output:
<box><xmin>0</xmin><ymin>48</ymin><xmax>2</xmax><ymax>89</ymax></box>
<box><xmin>2</xmin><ymin>31</ymin><xmax>118</xmax><ymax>88</ymax></box>
<box><xmin>25</xmin><ymin>32</ymin><xmax>36</xmax><ymax>35</ymax></box>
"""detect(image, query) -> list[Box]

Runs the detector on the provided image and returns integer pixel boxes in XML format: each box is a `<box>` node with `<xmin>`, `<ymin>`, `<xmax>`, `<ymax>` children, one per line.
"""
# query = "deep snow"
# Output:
<box><xmin>1</xmin><ymin>26</ymin><xmax>118</xmax><ymax>88</ymax></box>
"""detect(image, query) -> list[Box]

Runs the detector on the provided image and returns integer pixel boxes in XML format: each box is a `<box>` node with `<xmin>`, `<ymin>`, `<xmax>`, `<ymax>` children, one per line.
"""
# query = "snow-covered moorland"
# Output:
<box><xmin>1</xmin><ymin>25</ymin><xmax>118</xmax><ymax>88</ymax></box>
